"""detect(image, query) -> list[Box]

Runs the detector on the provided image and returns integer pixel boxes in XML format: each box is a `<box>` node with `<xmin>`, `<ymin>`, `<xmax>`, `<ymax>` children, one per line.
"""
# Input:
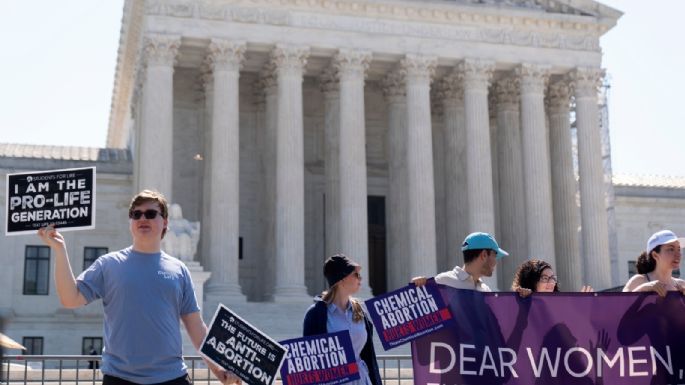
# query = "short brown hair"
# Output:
<box><xmin>128</xmin><ymin>190</ymin><xmax>169</xmax><ymax>238</ymax></box>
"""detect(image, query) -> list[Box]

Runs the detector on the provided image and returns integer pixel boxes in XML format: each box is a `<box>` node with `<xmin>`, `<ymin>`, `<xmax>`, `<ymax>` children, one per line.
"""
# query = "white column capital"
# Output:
<box><xmin>436</xmin><ymin>74</ymin><xmax>464</xmax><ymax>104</ymax></box>
<box><xmin>319</xmin><ymin>67</ymin><xmax>340</xmax><ymax>97</ymax></box>
<box><xmin>253</xmin><ymin>64</ymin><xmax>278</xmax><ymax>104</ymax></box>
<box><xmin>143</xmin><ymin>34</ymin><xmax>180</xmax><ymax>67</ymax></box>
<box><xmin>400</xmin><ymin>54</ymin><xmax>437</xmax><ymax>82</ymax></box>
<box><xmin>515</xmin><ymin>63</ymin><xmax>551</xmax><ymax>95</ymax></box>
<box><xmin>207</xmin><ymin>39</ymin><xmax>246</xmax><ymax>72</ymax></box>
<box><xmin>200</xmin><ymin>70</ymin><xmax>213</xmax><ymax>92</ymax></box>
<box><xmin>493</xmin><ymin>77</ymin><xmax>519</xmax><ymax>109</ymax></box>
<box><xmin>382</xmin><ymin>71</ymin><xmax>406</xmax><ymax>103</ymax></box>
<box><xmin>457</xmin><ymin>59</ymin><xmax>495</xmax><ymax>90</ymax></box>
<box><xmin>253</xmin><ymin>79</ymin><xmax>266</xmax><ymax>109</ymax></box>
<box><xmin>259</xmin><ymin>64</ymin><xmax>279</xmax><ymax>94</ymax></box>
<box><xmin>547</xmin><ymin>80</ymin><xmax>572</xmax><ymax>112</ymax></box>
<box><xmin>569</xmin><ymin>67</ymin><xmax>605</xmax><ymax>98</ymax></box>
<box><xmin>333</xmin><ymin>49</ymin><xmax>372</xmax><ymax>80</ymax></box>
<box><xmin>270</xmin><ymin>45</ymin><xmax>310</xmax><ymax>74</ymax></box>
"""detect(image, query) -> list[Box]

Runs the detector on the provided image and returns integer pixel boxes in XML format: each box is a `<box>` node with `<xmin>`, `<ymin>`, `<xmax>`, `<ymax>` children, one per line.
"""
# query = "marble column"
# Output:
<box><xmin>494</xmin><ymin>77</ymin><xmax>527</xmax><ymax>285</ymax></box>
<box><xmin>570</xmin><ymin>67</ymin><xmax>612</xmax><ymax>289</ymax></box>
<box><xmin>458</xmin><ymin>59</ymin><xmax>497</xmax><ymax>287</ymax></box>
<box><xmin>382</xmin><ymin>71</ymin><xmax>409</xmax><ymax>290</ymax></box>
<box><xmin>253</xmin><ymin>68</ymin><xmax>279</xmax><ymax>301</ymax></box>
<box><xmin>204</xmin><ymin>39</ymin><xmax>246</xmax><ymax>301</ymax></box>
<box><xmin>200</xmin><ymin>69</ymin><xmax>213</xmax><ymax>271</ymax></box>
<box><xmin>401</xmin><ymin>55</ymin><xmax>438</xmax><ymax>278</ymax></box>
<box><xmin>489</xmin><ymin>92</ymin><xmax>501</xmax><ymax>242</ymax></box>
<box><xmin>271</xmin><ymin>45</ymin><xmax>310</xmax><ymax>300</ymax></box>
<box><xmin>138</xmin><ymin>35</ymin><xmax>179</xmax><ymax>198</ymax></box>
<box><xmin>431</xmin><ymin>94</ymin><xmax>447</xmax><ymax>272</ymax></box>
<box><xmin>334</xmin><ymin>50</ymin><xmax>373</xmax><ymax>296</ymax></box>
<box><xmin>516</xmin><ymin>63</ymin><xmax>556</xmax><ymax>266</ymax></box>
<box><xmin>547</xmin><ymin>80</ymin><xmax>582</xmax><ymax>291</ymax></box>
<box><xmin>438</xmin><ymin>75</ymin><xmax>469</xmax><ymax>267</ymax></box>
<box><xmin>458</xmin><ymin>60</ymin><xmax>496</xmax><ymax>232</ymax></box>
<box><xmin>320</xmin><ymin>69</ymin><xmax>341</xmax><ymax>260</ymax></box>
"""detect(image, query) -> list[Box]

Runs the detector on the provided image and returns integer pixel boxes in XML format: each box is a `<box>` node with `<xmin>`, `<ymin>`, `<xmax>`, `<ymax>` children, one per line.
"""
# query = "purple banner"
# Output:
<box><xmin>412</xmin><ymin>286</ymin><xmax>685</xmax><ymax>385</ymax></box>
<box><xmin>279</xmin><ymin>331</ymin><xmax>359</xmax><ymax>385</ymax></box>
<box><xmin>365</xmin><ymin>280</ymin><xmax>454</xmax><ymax>350</ymax></box>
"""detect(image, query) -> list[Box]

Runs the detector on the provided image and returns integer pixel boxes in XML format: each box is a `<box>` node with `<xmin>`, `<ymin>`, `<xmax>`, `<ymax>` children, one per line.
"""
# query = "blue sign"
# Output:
<box><xmin>279</xmin><ymin>331</ymin><xmax>359</xmax><ymax>385</ymax></box>
<box><xmin>365</xmin><ymin>279</ymin><xmax>454</xmax><ymax>350</ymax></box>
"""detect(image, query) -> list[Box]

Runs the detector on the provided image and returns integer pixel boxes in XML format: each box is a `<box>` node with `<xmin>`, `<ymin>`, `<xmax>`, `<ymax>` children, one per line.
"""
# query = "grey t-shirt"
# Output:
<box><xmin>77</xmin><ymin>247</ymin><xmax>200</xmax><ymax>384</ymax></box>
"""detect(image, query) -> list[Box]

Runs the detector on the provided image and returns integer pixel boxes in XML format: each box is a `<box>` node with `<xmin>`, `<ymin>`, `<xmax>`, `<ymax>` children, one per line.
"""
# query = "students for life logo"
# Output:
<box><xmin>158</xmin><ymin>271</ymin><xmax>174</xmax><ymax>279</ymax></box>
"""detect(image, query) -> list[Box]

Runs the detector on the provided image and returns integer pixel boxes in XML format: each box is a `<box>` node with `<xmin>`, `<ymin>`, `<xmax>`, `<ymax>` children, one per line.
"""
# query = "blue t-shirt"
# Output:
<box><xmin>77</xmin><ymin>247</ymin><xmax>200</xmax><ymax>384</ymax></box>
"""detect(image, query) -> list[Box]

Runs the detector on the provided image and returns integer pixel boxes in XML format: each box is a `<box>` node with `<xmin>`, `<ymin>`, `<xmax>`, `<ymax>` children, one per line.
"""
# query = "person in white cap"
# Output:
<box><xmin>623</xmin><ymin>229</ymin><xmax>685</xmax><ymax>296</ymax></box>
<box><xmin>412</xmin><ymin>232</ymin><xmax>508</xmax><ymax>292</ymax></box>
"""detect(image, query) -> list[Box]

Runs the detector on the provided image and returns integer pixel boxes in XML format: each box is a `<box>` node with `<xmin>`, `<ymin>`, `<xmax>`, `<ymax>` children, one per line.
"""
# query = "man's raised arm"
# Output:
<box><xmin>38</xmin><ymin>226</ymin><xmax>87</xmax><ymax>308</ymax></box>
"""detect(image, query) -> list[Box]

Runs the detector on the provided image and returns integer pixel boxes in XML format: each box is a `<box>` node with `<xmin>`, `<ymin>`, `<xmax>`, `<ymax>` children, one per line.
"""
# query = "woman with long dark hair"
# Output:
<box><xmin>623</xmin><ymin>230</ymin><xmax>685</xmax><ymax>295</ymax></box>
<box><xmin>302</xmin><ymin>254</ymin><xmax>382</xmax><ymax>385</ymax></box>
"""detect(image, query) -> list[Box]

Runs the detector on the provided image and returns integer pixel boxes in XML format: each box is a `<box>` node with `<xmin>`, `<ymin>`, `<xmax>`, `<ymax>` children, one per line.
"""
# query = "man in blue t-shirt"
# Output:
<box><xmin>38</xmin><ymin>190</ymin><xmax>240</xmax><ymax>385</ymax></box>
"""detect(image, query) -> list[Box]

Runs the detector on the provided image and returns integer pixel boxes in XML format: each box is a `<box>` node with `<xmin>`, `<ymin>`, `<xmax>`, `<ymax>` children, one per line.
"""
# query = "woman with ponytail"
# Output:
<box><xmin>302</xmin><ymin>254</ymin><xmax>382</xmax><ymax>385</ymax></box>
<box><xmin>623</xmin><ymin>230</ymin><xmax>685</xmax><ymax>296</ymax></box>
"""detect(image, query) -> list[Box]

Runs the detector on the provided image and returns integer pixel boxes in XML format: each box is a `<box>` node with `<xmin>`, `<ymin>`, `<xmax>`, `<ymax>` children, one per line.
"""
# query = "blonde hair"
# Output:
<box><xmin>320</xmin><ymin>284</ymin><xmax>364</xmax><ymax>323</ymax></box>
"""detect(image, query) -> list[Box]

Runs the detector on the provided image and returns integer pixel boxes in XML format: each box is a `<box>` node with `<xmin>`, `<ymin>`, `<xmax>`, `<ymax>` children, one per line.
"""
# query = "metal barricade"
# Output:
<box><xmin>1</xmin><ymin>355</ymin><xmax>413</xmax><ymax>385</ymax></box>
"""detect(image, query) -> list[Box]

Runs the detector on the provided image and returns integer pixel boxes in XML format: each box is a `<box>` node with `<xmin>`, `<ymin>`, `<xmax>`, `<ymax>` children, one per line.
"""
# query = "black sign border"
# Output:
<box><xmin>5</xmin><ymin>166</ymin><xmax>97</xmax><ymax>236</ymax></box>
<box><xmin>200</xmin><ymin>303</ymin><xmax>288</xmax><ymax>385</ymax></box>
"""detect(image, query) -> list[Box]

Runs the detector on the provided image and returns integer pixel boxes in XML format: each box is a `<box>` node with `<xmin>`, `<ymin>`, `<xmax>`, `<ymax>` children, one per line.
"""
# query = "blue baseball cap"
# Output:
<box><xmin>461</xmin><ymin>232</ymin><xmax>509</xmax><ymax>259</ymax></box>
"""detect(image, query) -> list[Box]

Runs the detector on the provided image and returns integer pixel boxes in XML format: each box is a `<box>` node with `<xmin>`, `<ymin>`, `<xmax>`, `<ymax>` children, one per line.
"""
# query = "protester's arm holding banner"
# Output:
<box><xmin>414</xmin><ymin>274</ymin><xmax>534</xmax><ymax>297</ymax></box>
<box><xmin>623</xmin><ymin>273</ymin><xmax>676</xmax><ymax>297</ymax></box>
<box><xmin>181</xmin><ymin>312</ymin><xmax>242</xmax><ymax>385</ymax></box>
<box><xmin>37</xmin><ymin>226</ymin><xmax>87</xmax><ymax>308</ymax></box>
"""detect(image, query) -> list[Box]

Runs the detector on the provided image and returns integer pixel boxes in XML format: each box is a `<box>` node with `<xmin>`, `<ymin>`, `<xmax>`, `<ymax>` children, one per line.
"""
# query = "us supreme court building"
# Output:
<box><xmin>8</xmin><ymin>0</ymin><xmax>685</xmax><ymax>355</ymax></box>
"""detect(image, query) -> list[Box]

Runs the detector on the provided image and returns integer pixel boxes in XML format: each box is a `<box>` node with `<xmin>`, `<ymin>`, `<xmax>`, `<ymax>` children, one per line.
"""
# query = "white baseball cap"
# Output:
<box><xmin>646</xmin><ymin>230</ymin><xmax>684</xmax><ymax>253</ymax></box>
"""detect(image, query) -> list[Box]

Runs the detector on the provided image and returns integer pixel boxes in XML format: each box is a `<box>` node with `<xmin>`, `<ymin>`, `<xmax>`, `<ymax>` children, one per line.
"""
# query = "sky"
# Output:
<box><xmin>0</xmin><ymin>1</ymin><xmax>683</xmax><ymax>176</ymax></box>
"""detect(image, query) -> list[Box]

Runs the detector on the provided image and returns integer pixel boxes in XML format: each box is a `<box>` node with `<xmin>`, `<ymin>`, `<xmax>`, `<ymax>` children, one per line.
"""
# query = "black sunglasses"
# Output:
<box><xmin>129</xmin><ymin>209</ymin><xmax>161</xmax><ymax>220</ymax></box>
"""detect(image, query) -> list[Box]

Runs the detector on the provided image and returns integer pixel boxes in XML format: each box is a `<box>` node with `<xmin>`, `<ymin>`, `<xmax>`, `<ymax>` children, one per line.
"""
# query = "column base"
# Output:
<box><xmin>203</xmin><ymin>290</ymin><xmax>246</xmax><ymax>323</ymax></box>
<box><xmin>273</xmin><ymin>284</ymin><xmax>310</xmax><ymax>303</ymax></box>
<box><xmin>203</xmin><ymin>282</ymin><xmax>246</xmax><ymax>315</ymax></box>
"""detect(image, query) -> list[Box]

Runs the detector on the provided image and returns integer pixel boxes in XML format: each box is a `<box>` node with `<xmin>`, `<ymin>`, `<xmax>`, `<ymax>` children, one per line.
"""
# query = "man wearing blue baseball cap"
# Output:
<box><xmin>413</xmin><ymin>232</ymin><xmax>508</xmax><ymax>291</ymax></box>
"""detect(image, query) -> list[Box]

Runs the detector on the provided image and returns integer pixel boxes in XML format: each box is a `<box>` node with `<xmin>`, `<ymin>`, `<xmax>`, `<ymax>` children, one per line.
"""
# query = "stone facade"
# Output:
<box><xmin>5</xmin><ymin>0</ymin><xmax>671</xmax><ymax>355</ymax></box>
<box><xmin>112</xmin><ymin>0</ymin><xmax>623</xmax><ymax>295</ymax></box>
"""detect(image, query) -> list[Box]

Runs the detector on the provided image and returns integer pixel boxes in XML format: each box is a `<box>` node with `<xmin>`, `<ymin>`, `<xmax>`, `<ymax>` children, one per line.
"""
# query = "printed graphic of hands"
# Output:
<box><xmin>589</xmin><ymin>329</ymin><xmax>611</xmax><ymax>352</ymax></box>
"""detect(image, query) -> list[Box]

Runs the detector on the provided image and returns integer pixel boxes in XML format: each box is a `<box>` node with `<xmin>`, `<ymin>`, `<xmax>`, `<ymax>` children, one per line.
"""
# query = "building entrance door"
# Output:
<box><xmin>367</xmin><ymin>196</ymin><xmax>387</xmax><ymax>295</ymax></box>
